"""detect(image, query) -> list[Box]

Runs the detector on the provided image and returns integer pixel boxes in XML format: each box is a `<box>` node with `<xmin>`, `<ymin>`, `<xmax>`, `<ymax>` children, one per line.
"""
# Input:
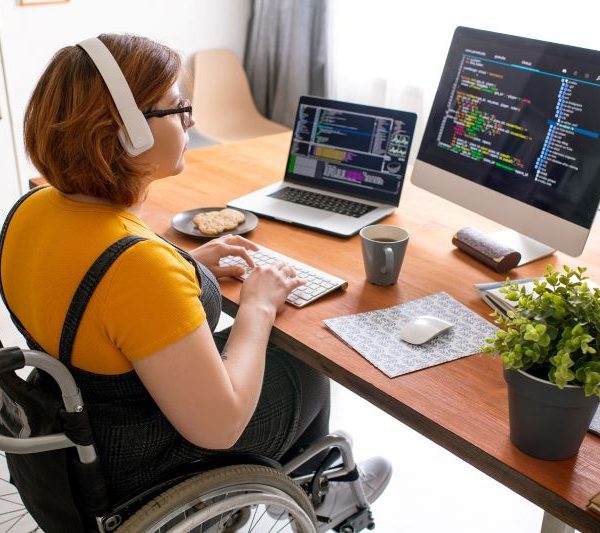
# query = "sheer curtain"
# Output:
<box><xmin>328</xmin><ymin>0</ymin><xmax>600</xmax><ymax>157</ymax></box>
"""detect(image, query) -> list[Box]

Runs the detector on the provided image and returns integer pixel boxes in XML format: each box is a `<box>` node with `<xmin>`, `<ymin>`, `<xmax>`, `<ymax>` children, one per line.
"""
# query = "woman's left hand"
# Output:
<box><xmin>190</xmin><ymin>235</ymin><xmax>259</xmax><ymax>279</ymax></box>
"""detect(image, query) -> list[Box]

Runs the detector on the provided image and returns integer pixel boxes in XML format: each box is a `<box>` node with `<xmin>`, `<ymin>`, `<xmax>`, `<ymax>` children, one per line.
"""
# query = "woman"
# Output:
<box><xmin>0</xmin><ymin>33</ymin><xmax>390</xmax><ymax>528</ymax></box>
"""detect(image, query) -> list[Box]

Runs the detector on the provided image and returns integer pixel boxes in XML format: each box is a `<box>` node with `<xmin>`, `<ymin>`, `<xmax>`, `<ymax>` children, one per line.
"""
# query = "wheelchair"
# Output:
<box><xmin>0</xmin><ymin>344</ymin><xmax>377</xmax><ymax>533</ymax></box>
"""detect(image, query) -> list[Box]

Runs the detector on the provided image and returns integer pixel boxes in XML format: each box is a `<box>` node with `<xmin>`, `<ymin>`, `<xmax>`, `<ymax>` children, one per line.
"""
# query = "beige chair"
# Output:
<box><xmin>192</xmin><ymin>49</ymin><xmax>289</xmax><ymax>143</ymax></box>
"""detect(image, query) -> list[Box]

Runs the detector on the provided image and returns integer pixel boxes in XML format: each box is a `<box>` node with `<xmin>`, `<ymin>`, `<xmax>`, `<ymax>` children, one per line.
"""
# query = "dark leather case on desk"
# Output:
<box><xmin>452</xmin><ymin>227</ymin><xmax>521</xmax><ymax>273</ymax></box>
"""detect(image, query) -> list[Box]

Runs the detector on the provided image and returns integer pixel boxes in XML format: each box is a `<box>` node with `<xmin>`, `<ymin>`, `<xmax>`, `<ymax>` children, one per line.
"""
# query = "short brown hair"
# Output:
<box><xmin>24</xmin><ymin>34</ymin><xmax>181</xmax><ymax>206</ymax></box>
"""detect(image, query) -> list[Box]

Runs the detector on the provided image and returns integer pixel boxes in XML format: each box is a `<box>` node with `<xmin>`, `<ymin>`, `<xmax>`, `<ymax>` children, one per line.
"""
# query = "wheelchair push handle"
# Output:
<box><xmin>0</xmin><ymin>347</ymin><xmax>99</xmax><ymax>464</ymax></box>
<box><xmin>0</xmin><ymin>346</ymin><xmax>26</xmax><ymax>373</ymax></box>
<box><xmin>0</xmin><ymin>347</ymin><xmax>82</xmax><ymax>413</ymax></box>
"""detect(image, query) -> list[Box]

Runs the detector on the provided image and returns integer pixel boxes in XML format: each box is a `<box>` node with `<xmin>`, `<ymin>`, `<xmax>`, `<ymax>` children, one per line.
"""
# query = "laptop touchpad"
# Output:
<box><xmin>270</xmin><ymin>202</ymin><xmax>331</xmax><ymax>223</ymax></box>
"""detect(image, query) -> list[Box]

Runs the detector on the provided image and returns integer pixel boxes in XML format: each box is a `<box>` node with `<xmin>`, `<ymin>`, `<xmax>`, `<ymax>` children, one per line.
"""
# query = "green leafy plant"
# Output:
<box><xmin>483</xmin><ymin>265</ymin><xmax>600</xmax><ymax>398</ymax></box>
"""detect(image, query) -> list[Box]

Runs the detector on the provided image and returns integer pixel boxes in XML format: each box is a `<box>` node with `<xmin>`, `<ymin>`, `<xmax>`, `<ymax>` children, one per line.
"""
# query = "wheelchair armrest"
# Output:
<box><xmin>0</xmin><ymin>432</ymin><xmax>76</xmax><ymax>454</ymax></box>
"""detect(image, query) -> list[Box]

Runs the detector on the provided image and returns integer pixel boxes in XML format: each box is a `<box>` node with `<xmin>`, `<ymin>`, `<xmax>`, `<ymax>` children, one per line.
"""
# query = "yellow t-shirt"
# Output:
<box><xmin>1</xmin><ymin>187</ymin><xmax>206</xmax><ymax>375</ymax></box>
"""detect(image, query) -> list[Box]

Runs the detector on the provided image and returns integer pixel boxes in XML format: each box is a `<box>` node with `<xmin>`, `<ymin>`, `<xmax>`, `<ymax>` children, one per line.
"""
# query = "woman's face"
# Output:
<box><xmin>139</xmin><ymin>85</ymin><xmax>195</xmax><ymax>179</ymax></box>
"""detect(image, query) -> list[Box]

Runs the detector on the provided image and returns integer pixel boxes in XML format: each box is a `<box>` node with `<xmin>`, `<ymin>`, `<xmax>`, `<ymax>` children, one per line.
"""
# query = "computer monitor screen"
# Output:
<box><xmin>412</xmin><ymin>27</ymin><xmax>600</xmax><ymax>258</ymax></box>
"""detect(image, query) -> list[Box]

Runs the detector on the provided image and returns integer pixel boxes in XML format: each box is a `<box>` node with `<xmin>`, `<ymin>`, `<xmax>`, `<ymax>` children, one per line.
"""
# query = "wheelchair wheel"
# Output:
<box><xmin>117</xmin><ymin>464</ymin><xmax>317</xmax><ymax>532</ymax></box>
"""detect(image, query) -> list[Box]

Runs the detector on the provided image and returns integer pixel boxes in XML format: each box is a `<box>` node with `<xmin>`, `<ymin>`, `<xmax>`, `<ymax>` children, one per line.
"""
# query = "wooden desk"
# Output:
<box><xmin>33</xmin><ymin>133</ymin><xmax>600</xmax><ymax>531</ymax></box>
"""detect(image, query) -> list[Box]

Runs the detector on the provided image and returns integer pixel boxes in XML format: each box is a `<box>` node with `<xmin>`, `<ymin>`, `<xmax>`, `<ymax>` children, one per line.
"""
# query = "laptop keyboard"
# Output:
<box><xmin>219</xmin><ymin>245</ymin><xmax>348</xmax><ymax>307</ymax></box>
<box><xmin>268</xmin><ymin>187</ymin><xmax>377</xmax><ymax>218</ymax></box>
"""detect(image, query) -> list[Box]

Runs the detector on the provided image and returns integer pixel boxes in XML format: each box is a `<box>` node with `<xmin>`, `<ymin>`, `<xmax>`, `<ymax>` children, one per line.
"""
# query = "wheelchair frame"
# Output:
<box><xmin>0</xmin><ymin>347</ymin><xmax>373</xmax><ymax>533</ymax></box>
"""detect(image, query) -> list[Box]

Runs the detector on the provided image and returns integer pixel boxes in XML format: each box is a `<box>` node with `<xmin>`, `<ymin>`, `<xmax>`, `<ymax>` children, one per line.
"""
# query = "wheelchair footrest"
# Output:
<box><xmin>333</xmin><ymin>507</ymin><xmax>375</xmax><ymax>532</ymax></box>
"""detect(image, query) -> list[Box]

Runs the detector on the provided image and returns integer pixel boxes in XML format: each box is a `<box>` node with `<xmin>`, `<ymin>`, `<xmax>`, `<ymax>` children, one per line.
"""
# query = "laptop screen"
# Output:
<box><xmin>283</xmin><ymin>96</ymin><xmax>417</xmax><ymax>205</ymax></box>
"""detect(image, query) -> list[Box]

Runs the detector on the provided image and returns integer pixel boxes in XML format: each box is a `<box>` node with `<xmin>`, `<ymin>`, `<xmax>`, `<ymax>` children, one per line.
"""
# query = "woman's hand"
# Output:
<box><xmin>190</xmin><ymin>235</ymin><xmax>258</xmax><ymax>278</ymax></box>
<box><xmin>240</xmin><ymin>262</ymin><xmax>305</xmax><ymax>319</ymax></box>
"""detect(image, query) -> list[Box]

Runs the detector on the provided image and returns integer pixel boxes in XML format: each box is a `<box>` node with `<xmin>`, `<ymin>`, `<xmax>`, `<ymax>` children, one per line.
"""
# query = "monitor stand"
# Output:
<box><xmin>488</xmin><ymin>230</ymin><xmax>555</xmax><ymax>266</ymax></box>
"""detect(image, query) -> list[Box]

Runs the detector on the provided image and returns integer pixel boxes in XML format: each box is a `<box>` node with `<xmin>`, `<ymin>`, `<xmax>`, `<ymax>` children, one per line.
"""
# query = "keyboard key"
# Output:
<box><xmin>219</xmin><ymin>245</ymin><xmax>348</xmax><ymax>307</ymax></box>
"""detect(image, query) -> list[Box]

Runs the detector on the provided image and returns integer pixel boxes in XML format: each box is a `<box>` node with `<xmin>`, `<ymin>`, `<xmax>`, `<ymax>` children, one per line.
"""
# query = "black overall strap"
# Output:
<box><xmin>0</xmin><ymin>187</ymin><xmax>50</xmax><ymax>351</ymax></box>
<box><xmin>58</xmin><ymin>236</ymin><xmax>147</xmax><ymax>365</ymax></box>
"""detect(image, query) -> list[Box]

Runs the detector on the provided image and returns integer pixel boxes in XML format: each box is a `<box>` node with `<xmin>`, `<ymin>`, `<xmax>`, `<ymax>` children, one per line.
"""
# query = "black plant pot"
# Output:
<box><xmin>504</xmin><ymin>368</ymin><xmax>600</xmax><ymax>460</ymax></box>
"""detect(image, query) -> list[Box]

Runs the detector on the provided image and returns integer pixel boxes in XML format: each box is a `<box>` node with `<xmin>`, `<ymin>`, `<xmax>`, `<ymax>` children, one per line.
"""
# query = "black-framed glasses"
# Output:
<box><xmin>143</xmin><ymin>98</ymin><xmax>193</xmax><ymax>128</ymax></box>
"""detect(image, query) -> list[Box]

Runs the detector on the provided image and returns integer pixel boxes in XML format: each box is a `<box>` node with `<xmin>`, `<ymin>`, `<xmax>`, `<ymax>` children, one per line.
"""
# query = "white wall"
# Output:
<box><xmin>0</xmin><ymin>0</ymin><xmax>251</xmax><ymax>198</ymax></box>
<box><xmin>0</xmin><ymin>37</ymin><xmax>19</xmax><ymax>220</ymax></box>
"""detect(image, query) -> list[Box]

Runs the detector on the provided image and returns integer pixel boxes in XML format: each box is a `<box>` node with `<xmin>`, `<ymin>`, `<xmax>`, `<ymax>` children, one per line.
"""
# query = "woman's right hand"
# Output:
<box><xmin>239</xmin><ymin>261</ymin><xmax>305</xmax><ymax>319</ymax></box>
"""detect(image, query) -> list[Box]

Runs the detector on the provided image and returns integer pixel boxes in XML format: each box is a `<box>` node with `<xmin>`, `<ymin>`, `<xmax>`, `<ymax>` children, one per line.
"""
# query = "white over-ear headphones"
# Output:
<box><xmin>77</xmin><ymin>37</ymin><xmax>154</xmax><ymax>156</ymax></box>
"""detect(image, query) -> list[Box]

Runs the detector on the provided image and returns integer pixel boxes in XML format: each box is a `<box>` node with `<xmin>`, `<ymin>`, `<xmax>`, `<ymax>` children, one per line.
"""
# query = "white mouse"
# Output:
<box><xmin>399</xmin><ymin>315</ymin><xmax>453</xmax><ymax>345</ymax></box>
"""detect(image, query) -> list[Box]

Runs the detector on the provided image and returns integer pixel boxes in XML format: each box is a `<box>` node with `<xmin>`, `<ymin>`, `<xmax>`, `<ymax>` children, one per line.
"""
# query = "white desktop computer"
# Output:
<box><xmin>412</xmin><ymin>27</ymin><xmax>600</xmax><ymax>264</ymax></box>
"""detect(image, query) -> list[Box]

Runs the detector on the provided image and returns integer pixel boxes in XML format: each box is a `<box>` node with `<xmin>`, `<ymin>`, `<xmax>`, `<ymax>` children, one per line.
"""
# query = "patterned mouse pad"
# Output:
<box><xmin>323</xmin><ymin>292</ymin><xmax>499</xmax><ymax>378</ymax></box>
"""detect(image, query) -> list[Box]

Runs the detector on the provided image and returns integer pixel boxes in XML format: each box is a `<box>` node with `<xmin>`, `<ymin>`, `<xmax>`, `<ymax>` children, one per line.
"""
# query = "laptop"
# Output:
<box><xmin>227</xmin><ymin>96</ymin><xmax>417</xmax><ymax>237</ymax></box>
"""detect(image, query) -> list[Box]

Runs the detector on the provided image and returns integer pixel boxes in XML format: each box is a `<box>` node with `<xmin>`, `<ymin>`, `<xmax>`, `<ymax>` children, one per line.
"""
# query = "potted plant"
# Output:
<box><xmin>483</xmin><ymin>264</ymin><xmax>600</xmax><ymax>460</ymax></box>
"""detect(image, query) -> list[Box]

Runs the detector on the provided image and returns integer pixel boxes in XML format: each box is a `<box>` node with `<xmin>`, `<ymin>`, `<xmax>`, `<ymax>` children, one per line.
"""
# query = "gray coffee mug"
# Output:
<box><xmin>360</xmin><ymin>225</ymin><xmax>409</xmax><ymax>285</ymax></box>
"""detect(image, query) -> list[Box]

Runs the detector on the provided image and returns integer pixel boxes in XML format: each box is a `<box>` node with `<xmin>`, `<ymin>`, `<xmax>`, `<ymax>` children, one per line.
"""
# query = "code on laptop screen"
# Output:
<box><xmin>284</xmin><ymin>96</ymin><xmax>417</xmax><ymax>205</ymax></box>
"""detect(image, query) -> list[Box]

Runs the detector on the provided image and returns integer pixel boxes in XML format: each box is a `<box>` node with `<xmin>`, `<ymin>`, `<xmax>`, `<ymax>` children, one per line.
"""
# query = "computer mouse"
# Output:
<box><xmin>399</xmin><ymin>315</ymin><xmax>453</xmax><ymax>345</ymax></box>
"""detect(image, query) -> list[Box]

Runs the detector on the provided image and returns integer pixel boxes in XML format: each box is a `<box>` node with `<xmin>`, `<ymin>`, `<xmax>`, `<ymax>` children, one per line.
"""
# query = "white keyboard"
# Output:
<box><xmin>219</xmin><ymin>246</ymin><xmax>348</xmax><ymax>307</ymax></box>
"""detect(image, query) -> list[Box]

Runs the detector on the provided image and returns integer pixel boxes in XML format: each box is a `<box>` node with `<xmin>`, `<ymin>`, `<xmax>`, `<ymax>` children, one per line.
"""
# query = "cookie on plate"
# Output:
<box><xmin>192</xmin><ymin>211</ymin><xmax>226</xmax><ymax>235</ymax></box>
<box><xmin>192</xmin><ymin>208</ymin><xmax>246</xmax><ymax>235</ymax></box>
<box><xmin>219</xmin><ymin>208</ymin><xmax>246</xmax><ymax>225</ymax></box>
